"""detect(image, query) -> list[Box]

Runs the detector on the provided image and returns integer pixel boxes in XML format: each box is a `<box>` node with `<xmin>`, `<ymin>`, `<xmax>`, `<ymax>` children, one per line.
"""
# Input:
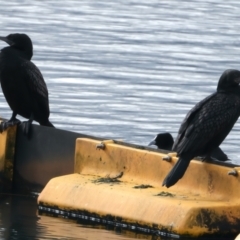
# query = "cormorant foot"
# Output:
<box><xmin>199</xmin><ymin>155</ymin><xmax>214</xmax><ymax>162</ymax></box>
<box><xmin>21</xmin><ymin>121</ymin><xmax>32</xmax><ymax>138</ymax></box>
<box><xmin>0</xmin><ymin>118</ymin><xmax>21</xmax><ymax>133</ymax></box>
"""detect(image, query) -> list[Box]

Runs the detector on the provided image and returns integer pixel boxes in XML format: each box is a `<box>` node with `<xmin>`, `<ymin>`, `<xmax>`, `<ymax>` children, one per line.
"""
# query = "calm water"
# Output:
<box><xmin>0</xmin><ymin>194</ymin><xmax>156</xmax><ymax>240</ymax></box>
<box><xmin>0</xmin><ymin>0</ymin><xmax>240</xmax><ymax>239</ymax></box>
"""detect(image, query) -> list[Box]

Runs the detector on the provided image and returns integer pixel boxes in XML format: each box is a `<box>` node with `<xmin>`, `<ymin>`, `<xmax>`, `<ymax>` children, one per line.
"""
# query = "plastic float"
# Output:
<box><xmin>38</xmin><ymin>138</ymin><xmax>240</xmax><ymax>238</ymax></box>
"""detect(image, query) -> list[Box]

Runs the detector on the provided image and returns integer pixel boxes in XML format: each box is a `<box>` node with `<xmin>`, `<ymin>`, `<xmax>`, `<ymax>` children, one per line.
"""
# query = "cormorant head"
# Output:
<box><xmin>148</xmin><ymin>132</ymin><xmax>174</xmax><ymax>150</ymax></box>
<box><xmin>0</xmin><ymin>33</ymin><xmax>33</xmax><ymax>60</ymax></box>
<box><xmin>217</xmin><ymin>69</ymin><xmax>240</xmax><ymax>92</ymax></box>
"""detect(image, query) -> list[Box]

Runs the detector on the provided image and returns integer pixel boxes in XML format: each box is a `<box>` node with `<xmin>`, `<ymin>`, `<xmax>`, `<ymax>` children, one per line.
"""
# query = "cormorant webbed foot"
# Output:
<box><xmin>21</xmin><ymin>120</ymin><xmax>32</xmax><ymax>138</ymax></box>
<box><xmin>199</xmin><ymin>154</ymin><xmax>214</xmax><ymax>162</ymax></box>
<box><xmin>0</xmin><ymin>118</ymin><xmax>21</xmax><ymax>133</ymax></box>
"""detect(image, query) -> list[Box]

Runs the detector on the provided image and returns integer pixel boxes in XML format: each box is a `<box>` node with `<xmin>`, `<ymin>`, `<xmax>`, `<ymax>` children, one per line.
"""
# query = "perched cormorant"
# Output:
<box><xmin>0</xmin><ymin>33</ymin><xmax>54</xmax><ymax>136</ymax></box>
<box><xmin>148</xmin><ymin>132</ymin><xmax>228</xmax><ymax>161</ymax></box>
<box><xmin>148</xmin><ymin>133</ymin><xmax>174</xmax><ymax>151</ymax></box>
<box><xmin>162</xmin><ymin>69</ymin><xmax>240</xmax><ymax>188</ymax></box>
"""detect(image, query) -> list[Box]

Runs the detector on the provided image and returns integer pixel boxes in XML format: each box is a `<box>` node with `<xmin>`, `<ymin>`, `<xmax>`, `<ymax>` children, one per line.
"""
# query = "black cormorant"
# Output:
<box><xmin>148</xmin><ymin>132</ymin><xmax>228</xmax><ymax>161</ymax></box>
<box><xmin>162</xmin><ymin>69</ymin><xmax>240</xmax><ymax>188</ymax></box>
<box><xmin>148</xmin><ymin>133</ymin><xmax>174</xmax><ymax>151</ymax></box>
<box><xmin>0</xmin><ymin>33</ymin><xmax>54</xmax><ymax>136</ymax></box>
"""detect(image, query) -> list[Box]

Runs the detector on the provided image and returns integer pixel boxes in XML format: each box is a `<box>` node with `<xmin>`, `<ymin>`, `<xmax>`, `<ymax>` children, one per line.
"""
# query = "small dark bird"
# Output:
<box><xmin>162</xmin><ymin>69</ymin><xmax>240</xmax><ymax>188</ymax></box>
<box><xmin>0</xmin><ymin>33</ymin><xmax>54</xmax><ymax>136</ymax></box>
<box><xmin>148</xmin><ymin>132</ymin><xmax>228</xmax><ymax>161</ymax></box>
<box><xmin>148</xmin><ymin>133</ymin><xmax>174</xmax><ymax>151</ymax></box>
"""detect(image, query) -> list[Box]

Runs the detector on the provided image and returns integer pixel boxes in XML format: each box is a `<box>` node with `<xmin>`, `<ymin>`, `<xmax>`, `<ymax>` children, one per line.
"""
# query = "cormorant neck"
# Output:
<box><xmin>1</xmin><ymin>46</ymin><xmax>32</xmax><ymax>61</ymax></box>
<box><xmin>217</xmin><ymin>87</ymin><xmax>240</xmax><ymax>94</ymax></box>
<box><xmin>11</xmin><ymin>44</ymin><xmax>33</xmax><ymax>60</ymax></box>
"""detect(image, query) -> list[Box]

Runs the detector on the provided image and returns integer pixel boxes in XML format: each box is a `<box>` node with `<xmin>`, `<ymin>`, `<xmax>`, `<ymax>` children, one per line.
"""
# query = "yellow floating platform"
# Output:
<box><xmin>38</xmin><ymin>138</ymin><xmax>240</xmax><ymax>238</ymax></box>
<box><xmin>0</xmin><ymin>125</ymin><xmax>16</xmax><ymax>191</ymax></box>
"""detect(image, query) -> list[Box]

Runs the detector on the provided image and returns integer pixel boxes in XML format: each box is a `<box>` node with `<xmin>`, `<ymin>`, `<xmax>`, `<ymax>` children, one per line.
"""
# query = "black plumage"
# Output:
<box><xmin>148</xmin><ymin>133</ymin><xmax>174</xmax><ymax>151</ymax></box>
<box><xmin>162</xmin><ymin>69</ymin><xmax>240</xmax><ymax>188</ymax></box>
<box><xmin>148</xmin><ymin>132</ymin><xmax>228</xmax><ymax>161</ymax></box>
<box><xmin>0</xmin><ymin>33</ymin><xmax>54</xmax><ymax>135</ymax></box>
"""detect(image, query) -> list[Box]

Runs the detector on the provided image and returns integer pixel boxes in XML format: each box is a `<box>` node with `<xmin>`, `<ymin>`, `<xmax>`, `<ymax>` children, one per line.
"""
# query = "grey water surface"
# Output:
<box><xmin>0</xmin><ymin>1</ymin><xmax>239</xmax><ymax>239</ymax></box>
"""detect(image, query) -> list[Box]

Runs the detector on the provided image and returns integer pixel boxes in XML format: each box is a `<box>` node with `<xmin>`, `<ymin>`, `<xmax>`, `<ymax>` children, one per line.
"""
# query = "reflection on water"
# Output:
<box><xmin>0</xmin><ymin>195</ymin><xmax>236</xmax><ymax>240</ymax></box>
<box><xmin>0</xmin><ymin>0</ymin><xmax>240</xmax><ymax>239</ymax></box>
<box><xmin>0</xmin><ymin>195</ymin><xmax>163</xmax><ymax>240</ymax></box>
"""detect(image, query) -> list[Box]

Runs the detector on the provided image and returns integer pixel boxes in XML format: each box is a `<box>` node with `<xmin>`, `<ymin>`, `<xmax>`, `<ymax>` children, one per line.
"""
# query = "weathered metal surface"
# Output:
<box><xmin>38</xmin><ymin>138</ymin><xmax>240</xmax><ymax>237</ymax></box>
<box><xmin>13</xmin><ymin>124</ymin><xmax>103</xmax><ymax>193</ymax></box>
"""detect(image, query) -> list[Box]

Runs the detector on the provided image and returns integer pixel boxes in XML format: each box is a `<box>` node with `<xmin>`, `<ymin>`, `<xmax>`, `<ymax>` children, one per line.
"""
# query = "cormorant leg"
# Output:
<box><xmin>200</xmin><ymin>153</ymin><xmax>213</xmax><ymax>162</ymax></box>
<box><xmin>22</xmin><ymin>113</ymin><xmax>34</xmax><ymax>138</ymax></box>
<box><xmin>0</xmin><ymin>112</ymin><xmax>21</xmax><ymax>133</ymax></box>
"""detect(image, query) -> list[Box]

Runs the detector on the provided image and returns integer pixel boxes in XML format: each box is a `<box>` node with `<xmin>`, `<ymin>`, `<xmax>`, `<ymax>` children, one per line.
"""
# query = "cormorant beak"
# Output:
<box><xmin>0</xmin><ymin>36</ymin><xmax>14</xmax><ymax>46</ymax></box>
<box><xmin>148</xmin><ymin>140</ymin><xmax>156</xmax><ymax>146</ymax></box>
